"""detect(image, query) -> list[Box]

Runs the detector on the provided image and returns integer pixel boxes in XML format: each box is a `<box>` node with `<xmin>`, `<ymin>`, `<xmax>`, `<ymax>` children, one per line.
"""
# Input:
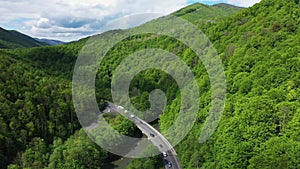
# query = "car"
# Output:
<box><xmin>124</xmin><ymin>110</ymin><xmax>128</xmax><ymax>113</ymax></box>
<box><xmin>130</xmin><ymin>114</ymin><xmax>135</xmax><ymax>118</ymax></box>
<box><xmin>162</xmin><ymin>152</ymin><xmax>168</xmax><ymax>157</ymax></box>
<box><xmin>104</xmin><ymin>102</ymin><xmax>108</xmax><ymax>106</ymax></box>
<box><xmin>159</xmin><ymin>144</ymin><xmax>163</xmax><ymax>148</ymax></box>
<box><xmin>167</xmin><ymin>161</ymin><xmax>172</xmax><ymax>168</ymax></box>
<box><xmin>150</xmin><ymin>133</ymin><xmax>155</xmax><ymax>137</ymax></box>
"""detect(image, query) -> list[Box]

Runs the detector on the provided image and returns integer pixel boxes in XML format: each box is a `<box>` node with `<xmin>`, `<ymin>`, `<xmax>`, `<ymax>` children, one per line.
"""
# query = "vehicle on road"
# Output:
<box><xmin>150</xmin><ymin>133</ymin><xmax>155</xmax><ymax>137</ymax></box>
<box><xmin>117</xmin><ymin>105</ymin><xmax>124</xmax><ymax>109</ymax></box>
<box><xmin>105</xmin><ymin>101</ymin><xmax>109</xmax><ymax>106</ymax></box>
<box><xmin>167</xmin><ymin>161</ymin><xmax>172</xmax><ymax>168</ymax></box>
<box><xmin>164</xmin><ymin>160</ymin><xmax>172</xmax><ymax>168</ymax></box>
<box><xmin>162</xmin><ymin>152</ymin><xmax>168</xmax><ymax>157</ymax></box>
<box><xmin>159</xmin><ymin>144</ymin><xmax>163</xmax><ymax>148</ymax></box>
<box><xmin>130</xmin><ymin>114</ymin><xmax>135</xmax><ymax>118</ymax></box>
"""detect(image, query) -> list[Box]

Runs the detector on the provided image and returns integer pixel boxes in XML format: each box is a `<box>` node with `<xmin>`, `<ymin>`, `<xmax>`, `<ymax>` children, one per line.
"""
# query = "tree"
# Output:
<box><xmin>47</xmin><ymin>130</ymin><xmax>108</xmax><ymax>169</ymax></box>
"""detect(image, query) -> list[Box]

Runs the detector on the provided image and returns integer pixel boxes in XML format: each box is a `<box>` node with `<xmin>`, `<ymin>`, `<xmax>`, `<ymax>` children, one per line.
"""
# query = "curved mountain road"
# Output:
<box><xmin>106</xmin><ymin>101</ymin><xmax>182</xmax><ymax>169</ymax></box>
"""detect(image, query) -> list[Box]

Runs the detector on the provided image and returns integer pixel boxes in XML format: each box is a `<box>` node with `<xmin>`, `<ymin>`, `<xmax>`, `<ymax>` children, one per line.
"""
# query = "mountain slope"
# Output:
<box><xmin>0</xmin><ymin>27</ymin><xmax>48</xmax><ymax>49</ymax></box>
<box><xmin>0</xmin><ymin>3</ymin><xmax>241</xmax><ymax>168</ymax></box>
<box><xmin>160</xmin><ymin>0</ymin><xmax>300</xmax><ymax>168</ymax></box>
<box><xmin>125</xmin><ymin>1</ymin><xmax>300</xmax><ymax>168</ymax></box>
<box><xmin>1</xmin><ymin>1</ymin><xmax>300</xmax><ymax>169</ymax></box>
<box><xmin>34</xmin><ymin>38</ymin><xmax>66</xmax><ymax>46</ymax></box>
<box><xmin>172</xmin><ymin>2</ymin><xmax>243</xmax><ymax>24</ymax></box>
<box><xmin>212</xmin><ymin>3</ymin><xmax>244</xmax><ymax>10</ymax></box>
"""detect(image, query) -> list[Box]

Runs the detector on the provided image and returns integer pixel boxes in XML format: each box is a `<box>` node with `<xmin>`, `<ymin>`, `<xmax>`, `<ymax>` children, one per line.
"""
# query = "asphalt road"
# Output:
<box><xmin>106</xmin><ymin>102</ymin><xmax>182</xmax><ymax>169</ymax></box>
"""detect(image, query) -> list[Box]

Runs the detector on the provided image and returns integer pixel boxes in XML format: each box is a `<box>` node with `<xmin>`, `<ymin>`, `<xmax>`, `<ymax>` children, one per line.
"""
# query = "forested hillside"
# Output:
<box><xmin>0</xmin><ymin>44</ymin><xmax>80</xmax><ymax>168</ymax></box>
<box><xmin>162</xmin><ymin>0</ymin><xmax>300</xmax><ymax>168</ymax></box>
<box><xmin>127</xmin><ymin>0</ymin><xmax>300</xmax><ymax>168</ymax></box>
<box><xmin>0</xmin><ymin>0</ymin><xmax>300</xmax><ymax>168</ymax></box>
<box><xmin>172</xmin><ymin>2</ymin><xmax>242</xmax><ymax>24</ymax></box>
<box><xmin>0</xmin><ymin>27</ymin><xmax>48</xmax><ymax>49</ymax></box>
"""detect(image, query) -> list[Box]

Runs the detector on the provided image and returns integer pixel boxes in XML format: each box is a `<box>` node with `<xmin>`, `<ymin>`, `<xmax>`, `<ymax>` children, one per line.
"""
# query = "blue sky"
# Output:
<box><xmin>0</xmin><ymin>0</ymin><xmax>261</xmax><ymax>41</ymax></box>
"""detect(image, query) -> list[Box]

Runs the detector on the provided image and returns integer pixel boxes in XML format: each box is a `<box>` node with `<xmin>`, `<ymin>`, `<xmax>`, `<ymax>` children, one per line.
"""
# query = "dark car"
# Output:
<box><xmin>150</xmin><ymin>133</ymin><xmax>155</xmax><ymax>137</ymax></box>
<box><xmin>167</xmin><ymin>161</ymin><xmax>172</xmax><ymax>168</ymax></box>
<box><xmin>104</xmin><ymin>101</ymin><xmax>109</xmax><ymax>107</ymax></box>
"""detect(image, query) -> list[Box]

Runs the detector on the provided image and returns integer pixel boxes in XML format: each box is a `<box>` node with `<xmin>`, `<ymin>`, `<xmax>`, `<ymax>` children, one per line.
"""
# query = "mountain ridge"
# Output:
<box><xmin>172</xmin><ymin>2</ymin><xmax>243</xmax><ymax>24</ymax></box>
<box><xmin>0</xmin><ymin>27</ymin><xmax>67</xmax><ymax>49</ymax></box>
<box><xmin>34</xmin><ymin>38</ymin><xmax>66</xmax><ymax>46</ymax></box>
<box><xmin>0</xmin><ymin>27</ymin><xmax>48</xmax><ymax>49</ymax></box>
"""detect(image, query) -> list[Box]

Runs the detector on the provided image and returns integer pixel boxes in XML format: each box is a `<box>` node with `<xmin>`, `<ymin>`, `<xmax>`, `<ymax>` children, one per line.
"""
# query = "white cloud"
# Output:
<box><xmin>198</xmin><ymin>0</ymin><xmax>261</xmax><ymax>7</ymax></box>
<box><xmin>0</xmin><ymin>0</ymin><xmax>187</xmax><ymax>41</ymax></box>
<box><xmin>0</xmin><ymin>0</ymin><xmax>261</xmax><ymax>41</ymax></box>
<box><xmin>36</xmin><ymin>18</ymin><xmax>51</xmax><ymax>28</ymax></box>
<box><xmin>227</xmin><ymin>0</ymin><xmax>261</xmax><ymax>7</ymax></box>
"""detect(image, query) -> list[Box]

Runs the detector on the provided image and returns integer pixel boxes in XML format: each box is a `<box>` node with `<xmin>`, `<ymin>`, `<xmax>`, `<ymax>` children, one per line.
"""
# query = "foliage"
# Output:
<box><xmin>46</xmin><ymin>130</ymin><xmax>108</xmax><ymax>169</ymax></box>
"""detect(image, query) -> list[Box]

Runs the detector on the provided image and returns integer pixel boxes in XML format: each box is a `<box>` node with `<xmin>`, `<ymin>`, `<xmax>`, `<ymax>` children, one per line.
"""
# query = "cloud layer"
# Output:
<box><xmin>0</xmin><ymin>0</ymin><xmax>261</xmax><ymax>41</ymax></box>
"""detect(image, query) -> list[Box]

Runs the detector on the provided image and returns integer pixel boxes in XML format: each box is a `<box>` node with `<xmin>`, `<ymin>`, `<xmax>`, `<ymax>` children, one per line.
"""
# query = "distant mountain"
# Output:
<box><xmin>212</xmin><ymin>3</ymin><xmax>244</xmax><ymax>10</ymax></box>
<box><xmin>34</xmin><ymin>38</ymin><xmax>66</xmax><ymax>46</ymax></box>
<box><xmin>172</xmin><ymin>3</ymin><xmax>243</xmax><ymax>24</ymax></box>
<box><xmin>0</xmin><ymin>27</ymin><xmax>48</xmax><ymax>49</ymax></box>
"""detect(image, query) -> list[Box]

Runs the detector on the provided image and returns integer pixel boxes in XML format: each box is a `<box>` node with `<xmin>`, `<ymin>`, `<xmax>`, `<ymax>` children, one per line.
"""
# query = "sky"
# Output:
<box><xmin>0</xmin><ymin>0</ymin><xmax>261</xmax><ymax>42</ymax></box>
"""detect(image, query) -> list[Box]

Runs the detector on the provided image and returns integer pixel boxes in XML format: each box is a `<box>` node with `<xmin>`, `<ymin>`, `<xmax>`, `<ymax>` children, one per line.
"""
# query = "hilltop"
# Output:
<box><xmin>0</xmin><ymin>27</ymin><xmax>48</xmax><ymax>49</ymax></box>
<box><xmin>172</xmin><ymin>3</ymin><xmax>243</xmax><ymax>24</ymax></box>
<box><xmin>0</xmin><ymin>27</ymin><xmax>66</xmax><ymax>49</ymax></box>
<box><xmin>34</xmin><ymin>38</ymin><xmax>66</xmax><ymax>46</ymax></box>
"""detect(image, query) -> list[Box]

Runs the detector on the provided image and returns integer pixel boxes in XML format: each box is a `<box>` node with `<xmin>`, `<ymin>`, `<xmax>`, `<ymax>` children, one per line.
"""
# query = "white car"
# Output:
<box><xmin>117</xmin><ymin>106</ymin><xmax>124</xmax><ymax>109</ymax></box>
<box><xmin>162</xmin><ymin>152</ymin><xmax>168</xmax><ymax>157</ymax></box>
<box><xmin>130</xmin><ymin>114</ymin><xmax>135</xmax><ymax>118</ymax></box>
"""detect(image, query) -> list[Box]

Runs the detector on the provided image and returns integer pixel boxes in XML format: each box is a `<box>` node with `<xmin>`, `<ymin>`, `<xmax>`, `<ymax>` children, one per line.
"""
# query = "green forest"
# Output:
<box><xmin>0</xmin><ymin>0</ymin><xmax>300</xmax><ymax>168</ymax></box>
